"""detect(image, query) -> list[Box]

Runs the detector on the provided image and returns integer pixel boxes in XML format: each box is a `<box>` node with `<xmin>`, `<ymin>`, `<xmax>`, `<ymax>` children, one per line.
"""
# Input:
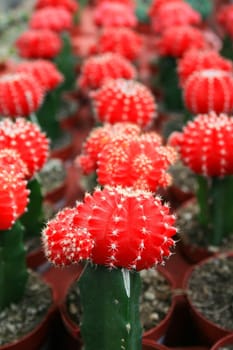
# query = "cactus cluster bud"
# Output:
<box><xmin>29</xmin><ymin>7</ymin><xmax>72</xmax><ymax>33</ymax></box>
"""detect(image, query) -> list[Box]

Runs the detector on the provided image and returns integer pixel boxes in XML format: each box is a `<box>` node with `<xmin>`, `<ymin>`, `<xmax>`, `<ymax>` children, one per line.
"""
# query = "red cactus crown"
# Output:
<box><xmin>29</xmin><ymin>7</ymin><xmax>72</xmax><ymax>33</ymax></box>
<box><xmin>97</xmin><ymin>134</ymin><xmax>177</xmax><ymax>191</ymax></box>
<box><xmin>78</xmin><ymin>53</ymin><xmax>137</xmax><ymax>91</ymax></box>
<box><xmin>15</xmin><ymin>29</ymin><xmax>62</xmax><ymax>59</ymax></box>
<box><xmin>0</xmin><ymin>118</ymin><xmax>50</xmax><ymax>178</ymax></box>
<box><xmin>169</xmin><ymin>112</ymin><xmax>233</xmax><ymax>177</ymax></box>
<box><xmin>0</xmin><ymin>73</ymin><xmax>44</xmax><ymax>117</ymax></box>
<box><xmin>149</xmin><ymin>0</ymin><xmax>183</xmax><ymax>17</ymax></box>
<box><xmin>97</xmin><ymin>27</ymin><xmax>143</xmax><ymax>61</ymax></box>
<box><xmin>91</xmin><ymin>79</ymin><xmax>156</xmax><ymax>127</ymax></box>
<box><xmin>178</xmin><ymin>49</ymin><xmax>233</xmax><ymax>87</ymax></box>
<box><xmin>183</xmin><ymin>69</ymin><xmax>233</xmax><ymax>114</ymax></box>
<box><xmin>42</xmin><ymin>186</ymin><xmax>176</xmax><ymax>270</ymax></box>
<box><xmin>217</xmin><ymin>4</ymin><xmax>233</xmax><ymax>39</ymax></box>
<box><xmin>16</xmin><ymin>60</ymin><xmax>64</xmax><ymax>91</ymax></box>
<box><xmin>151</xmin><ymin>1</ymin><xmax>201</xmax><ymax>34</ymax></box>
<box><xmin>76</xmin><ymin>122</ymin><xmax>141</xmax><ymax>175</ymax></box>
<box><xmin>157</xmin><ymin>25</ymin><xmax>206</xmax><ymax>58</ymax></box>
<box><xmin>35</xmin><ymin>0</ymin><xmax>78</xmax><ymax>13</ymax></box>
<box><xmin>0</xmin><ymin>148</ymin><xmax>29</xmax><ymax>179</ymax></box>
<box><xmin>93</xmin><ymin>1</ymin><xmax>137</xmax><ymax>28</ymax></box>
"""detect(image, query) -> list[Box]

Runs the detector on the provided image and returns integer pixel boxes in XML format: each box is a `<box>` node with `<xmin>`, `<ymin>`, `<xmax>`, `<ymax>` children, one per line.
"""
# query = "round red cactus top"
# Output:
<box><xmin>0</xmin><ymin>169</ymin><xmax>29</xmax><ymax>231</ymax></box>
<box><xmin>91</xmin><ymin>79</ymin><xmax>156</xmax><ymax>127</ymax></box>
<box><xmin>169</xmin><ymin>112</ymin><xmax>233</xmax><ymax>177</ymax></box>
<box><xmin>217</xmin><ymin>4</ymin><xmax>233</xmax><ymax>39</ymax></box>
<box><xmin>42</xmin><ymin>208</ymin><xmax>94</xmax><ymax>266</ymax></box>
<box><xmin>151</xmin><ymin>1</ymin><xmax>201</xmax><ymax>34</ymax></box>
<box><xmin>0</xmin><ymin>118</ymin><xmax>50</xmax><ymax>179</ymax></box>
<box><xmin>178</xmin><ymin>49</ymin><xmax>233</xmax><ymax>87</ymax></box>
<box><xmin>96</xmin><ymin>27</ymin><xmax>143</xmax><ymax>61</ymax></box>
<box><xmin>42</xmin><ymin>186</ymin><xmax>176</xmax><ymax>270</ymax></box>
<box><xmin>93</xmin><ymin>1</ymin><xmax>137</xmax><ymax>28</ymax></box>
<box><xmin>157</xmin><ymin>25</ymin><xmax>207</xmax><ymax>58</ymax></box>
<box><xmin>183</xmin><ymin>69</ymin><xmax>233</xmax><ymax>114</ymax></box>
<box><xmin>95</xmin><ymin>0</ymin><xmax>134</xmax><ymax>7</ymax></box>
<box><xmin>15</xmin><ymin>60</ymin><xmax>64</xmax><ymax>91</ymax></box>
<box><xmin>97</xmin><ymin>134</ymin><xmax>177</xmax><ymax>191</ymax></box>
<box><xmin>35</xmin><ymin>0</ymin><xmax>78</xmax><ymax>13</ymax></box>
<box><xmin>29</xmin><ymin>7</ymin><xmax>72</xmax><ymax>33</ymax></box>
<box><xmin>76</xmin><ymin>122</ymin><xmax>141</xmax><ymax>175</ymax></box>
<box><xmin>78</xmin><ymin>53</ymin><xmax>137</xmax><ymax>91</ymax></box>
<box><xmin>0</xmin><ymin>149</ymin><xmax>29</xmax><ymax>179</ymax></box>
<box><xmin>15</xmin><ymin>29</ymin><xmax>62</xmax><ymax>59</ymax></box>
<box><xmin>0</xmin><ymin>73</ymin><xmax>44</xmax><ymax>117</ymax></box>
<box><xmin>149</xmin><ymin>0</ymin><xmax>183</xmax><ymax>17</ymax></box>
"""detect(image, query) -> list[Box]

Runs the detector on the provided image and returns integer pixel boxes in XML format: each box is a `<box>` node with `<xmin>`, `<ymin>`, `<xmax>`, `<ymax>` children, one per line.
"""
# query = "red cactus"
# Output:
<box><xmin>97</xmin><ymin>134</ymin><xmax>177</xmax><ymax>191</ymax></box>
<box><xmin>149</xmin><ymin>0</ymin><xmax>183</xmax><ymax>17</ymax></box>
<box><xmin>16</xmin><ymin>60</ymin><xmax>64</xmax><ymax>91</ymax></box>
<box><xmin>96</xmin><ymin>27</ymin><xmax>143</xmax><ymax>61</ymax></box>
<box><xmin>78</xmin><ymin>53</ymin><xmax>137</xmax><ymax>91</ymax></box>
<box><xmin>29</xmin><ymin>7</ymin><xmax>72</xmax><ymax>33</ymax></box>
<box><xmin>151</xmin><ymin>1</ymin><xmax>201</xmax><ymax>34</ymax></box>
<box><xmin>0</xmin><ymin>118</ymin><xmax>50</xmax><ymax>178</ymax></box>
<box><xmin>0</xmin><ymin>73</ymin><xmax>44</xmax><ymax>117</ymax></box>
<box><xmin>35</xmin><ymin>0</ymin><xmax>78</xmax><ymax>13</ymax></box>
<box><xmin>217</xmin><ymin>4</ymin><xmax>233</xmax><ymax>39</ymax></box>
<box><xmin>93</xmin><ymin>1</ymin><xmax>137</xmax><ymax>28</ymax></box>
<box><xmin>15</xmin><ymin>29</ymin><xmax>62</xmax><ymax>59</ymax></box>
<box><xmin>42</xmin><ymin>208</ymin><xmax>94</xmax><ymax>266</ymax></box>
<box><xmin>169</xmin><ymin>112</ymin><xmax>233</xmax><ymax>177</ymax></box>
<box><xmin>178</xmin><ymin>49</ymin><xmax>233</xmax><ymax>87</ymax></box>
<box><xmin>157</xmin><ymin>25</ymin><xmax>206</xmax><ymax>58</ymax></box>
<box><xmin>183</xmin><ymin>69</ymin><xmax>233</xmax><ymax>114</ymax></box>
<box><xmin>76</xmin><ymin>122</ymin><xmax>141</xmax><ymax>174</ymax></box>
<box><xmin>76</xmin><ymin>186</ymin><xmax>176</xmax><ymax>270</ymax></box>
<box><xmin>0</xmin><ymin>170</ymin><xmax>29</xmax><ymax>230</ymax></box>
<box><xmin>0</xmin><ymin>149</ymin><xmax>29</xmax><ymax>179</ymax></box>
<box><xmin>43</xmin><ymin>186</ymin><xmax>176</xmax><ymax>269</ymax></box>
<box><xmin>91</xmin><ymin>79</ymin><xmax>156</xmax><ymax>127</ymax></box>
<box><xmin>96</xmin><ymin>0</ymin><xmax>134</xmax><ymax>7</ymax></box>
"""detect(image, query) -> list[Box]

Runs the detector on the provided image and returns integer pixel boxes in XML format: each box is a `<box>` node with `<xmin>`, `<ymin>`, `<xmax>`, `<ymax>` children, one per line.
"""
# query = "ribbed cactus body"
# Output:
<box><xmin>78</xmin><ymin>264</ymin><xmax>142</xmax><ymax>350</ymax></box>
<box><xmin>0</xmin><ymin>222</ymin><xmax>28</xmax><ymax>310</ymax></box>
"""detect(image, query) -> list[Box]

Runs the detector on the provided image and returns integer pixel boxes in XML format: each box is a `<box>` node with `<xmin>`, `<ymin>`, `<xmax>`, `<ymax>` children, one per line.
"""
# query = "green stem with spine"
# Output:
<box><xmin>78</xmin><ymin>263</ymin><xmax>142</xmax><ymax>350</ymax></box>
<box><xmin>0</xmin><ymin>222</ymin><xmax>28</xmax><ymax>310</ymax></box>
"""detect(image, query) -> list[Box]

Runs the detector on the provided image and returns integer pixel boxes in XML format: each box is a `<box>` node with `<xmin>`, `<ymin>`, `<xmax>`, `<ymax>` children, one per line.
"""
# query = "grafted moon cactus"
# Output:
<box><xmin>78</xmin><ymin>53</ymin><xmax>137</xmax><ymax>91</ymax></box>
<box><xmin>15</xmin><ymin>29</ymin><xmax>62</xmax><ymax>59</ymax></box>
<box><xmin>151</xmin><ymin>1</ymin><xmax>201</xmax><ymax>34</ymax></box>
<box><xmin>29</xmin><ymin>7</ymin><xmax>72</xmax><ymax>33</ymax></box>
<box><xmin>93</xmin><ymin>1</ymin><xmax>137</xmax><ymax>28</ymax></box>
<box><xmin>178</xmin><ymin>49</ymin><xmax>233</xmax><ymax>86</ymax></box>
<box><xmin>169</xmin><ymin>112</ymin><xmax>233</xmax><ymax>245</ymax></box>
<box><xmin>42</xmin><ymin>186</ymin><xmax>176</xmax><ymax>350</ymax></box>
<box><xmin>76</xmin><ymin>122</ymin><xmax>141</xmax><ymax>174</ymax></box>
<box><xmin>91</xmin><ymin>79</ymin><xmax>156</xmax><ymax>127</ymax></box>
<box><xmin>97</xmin><ymin>134</ymin><xmax>177</xmax><ymax>191</ymax></box>
<box><xmin>35</xmin><ymin>0</ymin><xmax>78</xmax><ymax>13</ymax></box>
<box><xmin>0</xmin><ymin>73</ymin><xmax>44</xmax><ymax>117</ymax></box>
<box><xmin>169</xmin><ymin>112</ymin><xmax>233</xmax><ymax>177</ymax></box>
<box><xmin>43</xmin><ymin>186</ymin><xmax>176</xmax><ymax>270</ymax></box>
<box><xmin>16</xmin><ymin>60</ymin><xmax>64</xmax><ymax>91</ymax></box>
<box><xmin>0</xmin><ymin>118</ymin><xmax>49</xmax><ymax>179</ymax></box>
<box><xmin>96</xmin><ymin>27</ymin><xmax>143</xmax><ymax>61</ymax></box>
<box><xmin>183</xmin><ymin>69</ymin><xmax>233</xmax><ymax>114</ymax></box>
<box><xmin>157</xmin><ymin>25</ymin><xmax>206</xmax><ymax>58</ymax></box>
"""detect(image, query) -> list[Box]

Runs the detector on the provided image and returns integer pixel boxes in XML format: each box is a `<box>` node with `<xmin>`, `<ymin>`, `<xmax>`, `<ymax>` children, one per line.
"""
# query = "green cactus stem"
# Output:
<box><xmin>78</xmin><ymin>263</ymin><xmax>142</xmax><ymax>350</ymax></box>
<box><xmin>196</xmin><ymin>175</ymin><xmax>233</xmax><ymax>246</ymax></box>
<box><xmin>185</xmin><ymin>0</ymin><xmax>213</xmax><ymax>20</ymax></box>
<box><xmin>0</xmin><ymin>222</ymin><xmax>28</xmax><ymax>310</ymax></box>
<box><xmin>135</xmin><ymin>0</ymin><xmax>152</xmax><ymax>24</ymax></box>
<box><xmin>221</xmin><ymin>35</ymin><xmax>233</xmax><ymax>61</ymax></box>
<box><xmin>20</xmin><ymin>177</ymin><xmax>44</xmax><ymax>240</ymax></box>
<box><xmin>156</xmin><ymin>57</ymin><xmax>184</xmax><ymax>113</ymax></box>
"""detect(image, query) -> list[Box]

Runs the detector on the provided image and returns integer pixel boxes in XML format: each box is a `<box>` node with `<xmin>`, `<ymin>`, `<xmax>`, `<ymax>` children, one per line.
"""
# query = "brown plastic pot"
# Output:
<box><xmin>183</xmin><ymin>253</ymin><xmax>233</xmax><ymax>345</ymax></box>
<box><xmin>0</xmin><ymin>274</ymin><xmax>55</xmax><ymax>350</ymax></box>
<box><xmin>211</xmin><ymin>333</ymin><xmax>233</xmax><ymax>350</ymax></box>
<box><xmin>59</xmin><ymin>266</ymin><xmax>177</xmax><ymax>344</ymax></box>
<box><xmin>50</xmin><ymin>139</ymin><xmax>74</xmax><ymax>162</ymax></box>
<box><xmin>27</xmin><ymin>247</ymin><xmax>46</xmax><ymax>270</ymax></box>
